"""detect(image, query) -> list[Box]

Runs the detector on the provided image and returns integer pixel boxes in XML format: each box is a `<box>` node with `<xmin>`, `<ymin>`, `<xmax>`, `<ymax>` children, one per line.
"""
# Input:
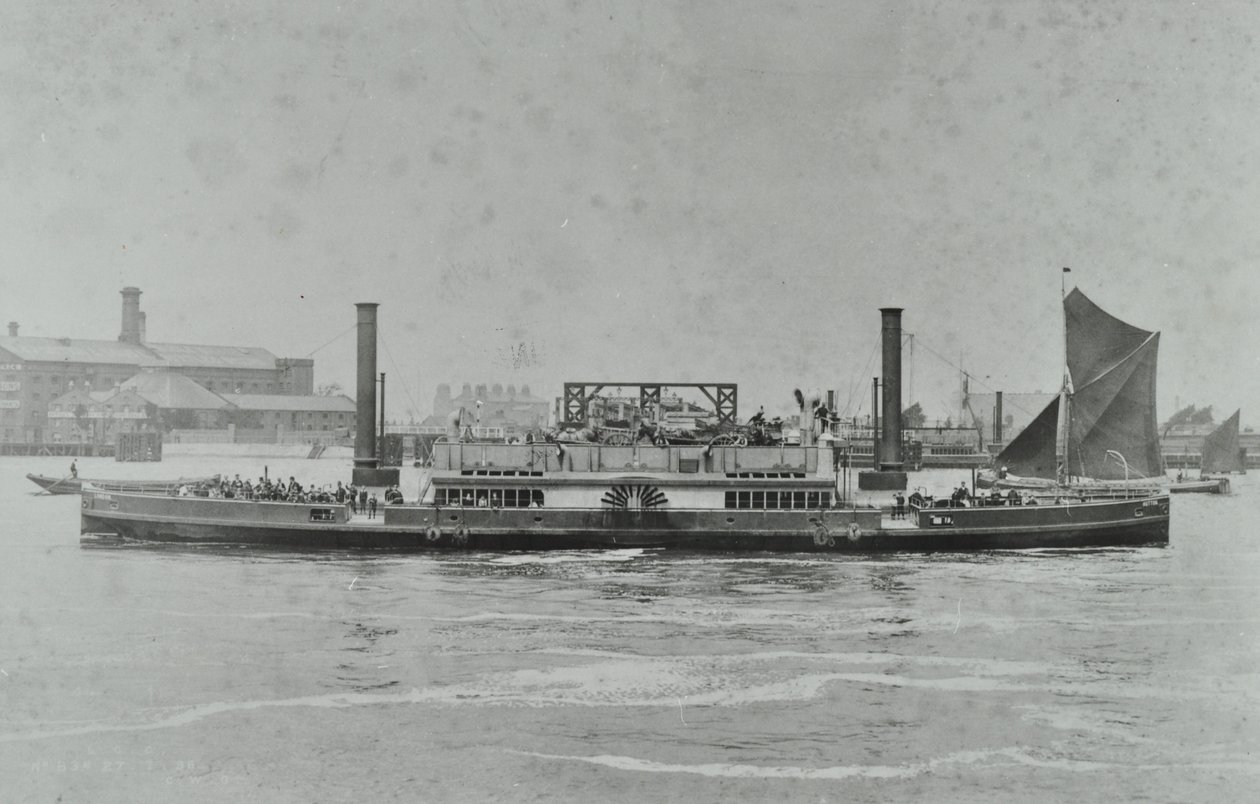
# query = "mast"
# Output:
<box><xmin>1057</xmin><ymin>267</ymin><xmax>1072</xmax><ymax>484</ymax></box>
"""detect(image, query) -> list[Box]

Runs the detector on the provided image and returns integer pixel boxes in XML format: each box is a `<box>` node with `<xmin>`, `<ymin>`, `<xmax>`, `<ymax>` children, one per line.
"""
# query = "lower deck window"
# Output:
<box><xmin>434</xmin><ymin>488</ymin><xmax>543</xmax><ymax>507</ymax></box>
<box><xmin>723</xmin><ymin>490</ymin><xmax>830</xmax><ymax>509</ymax></box>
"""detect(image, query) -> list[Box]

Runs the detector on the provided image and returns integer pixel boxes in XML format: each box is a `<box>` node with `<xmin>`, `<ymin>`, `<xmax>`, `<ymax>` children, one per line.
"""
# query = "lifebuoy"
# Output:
<box><xmin>424</xmin><ymin>526</ymin><xmax>441</xmax><ymax>543</ymax></box>
<box><xmin>847</xmin><ymin>522</ymin><xmax>861</xmax><ymax>543</ymax></box>
<box><xmin>452</xmin><ymin>524</ymin><xmax>470</xmax><ymax>546</ymax></box>
<box><xmin>812</xmin><ymin>525</ymin><xmax>830</xmax><ymax>547</ymax></box>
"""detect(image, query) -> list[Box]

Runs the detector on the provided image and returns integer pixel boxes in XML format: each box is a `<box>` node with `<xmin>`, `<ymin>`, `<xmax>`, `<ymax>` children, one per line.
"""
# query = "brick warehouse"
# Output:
<box><xmin>0</xmin><ymin>287</ymin><xmax>315</xmax><ymax>444</ymax></box>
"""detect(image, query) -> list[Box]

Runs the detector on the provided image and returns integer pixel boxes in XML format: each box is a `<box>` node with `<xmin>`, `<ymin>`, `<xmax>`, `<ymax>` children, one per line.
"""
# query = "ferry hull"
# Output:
<box><xmin>80</xmin><ymin>492</ymin><xmax>1169</xmax><ymax>553</ymax></box>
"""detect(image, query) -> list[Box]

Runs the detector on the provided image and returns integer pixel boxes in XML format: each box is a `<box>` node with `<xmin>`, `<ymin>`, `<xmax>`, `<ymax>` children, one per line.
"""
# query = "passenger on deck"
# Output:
<box><xmin>894</xmin><ymin>492</ymin><xmax>906</xmax><ymax>520</ymax></box>
<box><xmin>814</xmin><ymin>404</ymin><xmax>830</xmax><ymax>433</ymax></box>
<box><xmin>951</xmin><ymin>484</ymin><xmax>969</xmax><ymax>507</ymax></box>
<box><xmin>637</xmin><ymin>421</ymin><xmax>656</xmax><ymax>443</ymax></box>
<box><xmin>749</xmin><ymin>407</ymin><xmax>766</xmax><ymax>426</ymax></box>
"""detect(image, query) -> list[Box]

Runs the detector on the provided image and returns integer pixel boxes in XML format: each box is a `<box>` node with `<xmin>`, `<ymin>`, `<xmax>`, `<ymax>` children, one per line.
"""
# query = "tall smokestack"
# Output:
<box><xmin>7</xmin><ymin>322</ymin><xmax>17</xmax><ymax>337</ymax></box>
<box><xmin>353</xmin><ymin>303</ymin><xmax>380</xmax><ymax>473</ymax></box>
<box><xmin>119</xmin><ymin>287</ymin><xmax>142</xmax><ymax>344</ymax></box>
<box><xmin>878</xmin><ymin>307</ymin><xmax>904</xmax><ymax>472</ymax></box>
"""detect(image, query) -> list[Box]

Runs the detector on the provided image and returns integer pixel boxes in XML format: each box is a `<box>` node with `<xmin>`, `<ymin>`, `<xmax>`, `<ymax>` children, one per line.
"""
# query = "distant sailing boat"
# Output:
<box><xmin>984</xmin><ymin>287</ymin><xmax>1163</xmax><ymax>495</ymax></box>
<box><xmin>1165</xmin><ymin>409</ymin><xmax>1242</xmax><ymax>494</ymax></box>
<box><xmin>1200</xmin><ymin>409</ymin><xmax>1246</xmax><ymax>476</ymax></box>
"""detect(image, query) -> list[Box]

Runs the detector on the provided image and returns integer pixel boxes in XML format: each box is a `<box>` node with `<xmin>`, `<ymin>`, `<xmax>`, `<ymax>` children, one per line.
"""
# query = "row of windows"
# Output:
<box><xmin>433</xmin><ymin>488</ymin><xmax>545</xmax><ymax>507</ymax></box>
<box><xmin>725</xmin><ymin>472</ymin><xmax>807</xmax><ymax>479</ymax></box>
<box><xmin>460</xmin><ymin>469</ymin><xmax>544</xmax><ymax>477</ymax></box>
<box><xmin>6</xmin><ymin>375</ymin><xmax>130</xmax><ymax>388</ymax></box>
<box><xmin>286</xmin><ymin>412</ymin><xmax>348</xmax><ymax>424</ymax></box>
<box><xmin>204</xmin><ymin>381</ymin><xmax>276</xmax><ymax>394</ymax></box>
<box><xmin>2</xmin><ymin>376</ymin><xmax>283</xmax><ymax>393</ymax></box>
<box><xmin>724</xmin><ymin>490</ymin><xmax>832</xmax><ymax>509</ymax></box>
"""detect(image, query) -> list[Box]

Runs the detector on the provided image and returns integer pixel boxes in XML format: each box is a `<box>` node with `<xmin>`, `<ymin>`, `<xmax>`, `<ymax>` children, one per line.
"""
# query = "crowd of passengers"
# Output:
<box><xmin>177</xmin><ymin>475</ymin><xmax>406</xmax><ymax>507</ymax></box>
<box><xmin>910</xmin><ymin>484</ymin><xmax>1081</xmax><ymax>510</ymax></box>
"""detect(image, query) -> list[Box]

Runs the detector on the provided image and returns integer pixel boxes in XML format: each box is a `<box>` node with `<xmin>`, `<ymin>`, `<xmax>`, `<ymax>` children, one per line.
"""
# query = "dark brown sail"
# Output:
<box><xmin>1201</xmin><ymin>409</ymin><xmax>1245</xmax><ymax>474</ymax></box>
<box><xmin>1067</xmin><ymin>332</ymin><xmax>1162</xmax><ymax>479</ymax></box>
<box><xmin>993</xmin><ymin>396</ymin><xmax>1060</xmax><ymax>479</ymax></box>
<box><xmin>993</xmin><ymin>288</ymin><xmax>1162</xmax><ymax>481</ymax></box>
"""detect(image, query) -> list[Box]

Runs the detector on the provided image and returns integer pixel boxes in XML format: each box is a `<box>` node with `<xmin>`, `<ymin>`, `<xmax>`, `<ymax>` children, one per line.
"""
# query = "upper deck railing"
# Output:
<box><xmin>431</xmin><ymin>440</ymin><xmax>830</xmax><ymax>475</ymax></box>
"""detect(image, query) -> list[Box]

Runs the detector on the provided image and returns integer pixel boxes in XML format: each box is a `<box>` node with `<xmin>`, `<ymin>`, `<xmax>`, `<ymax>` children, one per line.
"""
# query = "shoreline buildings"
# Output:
<box><xmin>0</xmin><ymin>287</ymin><xmax>350</xmax><ymax>446</ymax></box>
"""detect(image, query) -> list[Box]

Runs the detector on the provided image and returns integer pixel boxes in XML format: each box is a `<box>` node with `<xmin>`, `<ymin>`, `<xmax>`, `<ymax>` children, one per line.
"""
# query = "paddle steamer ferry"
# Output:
<box><xmin>79</xmin><ymin>299</ymin><xmax>1171</xmax><ymax>552</ymax></box>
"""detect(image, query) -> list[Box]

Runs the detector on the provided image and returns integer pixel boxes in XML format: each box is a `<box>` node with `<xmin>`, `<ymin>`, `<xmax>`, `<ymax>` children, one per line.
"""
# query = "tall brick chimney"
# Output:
<box><xmin>7</xmin><ymin>322</ymin><xmax>17</xmax><ymax>337</ymax></box>
<box><xmin>119</xmin><ymin>287</ymin><xmax>142</xmax><ymax>344</ymax></box>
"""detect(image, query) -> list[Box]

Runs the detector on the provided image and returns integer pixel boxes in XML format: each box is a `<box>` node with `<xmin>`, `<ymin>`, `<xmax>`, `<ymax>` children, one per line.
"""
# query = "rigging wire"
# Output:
<box><xmin>379</xmin><ymin>335</ymin><xmax>423</xmax><ymax>423</ymax></box>
<box><xmin>840</xmin><ymin>338</ymin><xmax>881</xmax><ymax>418</ymax></box>
<box><xmin>902</xmin><ymin>330</ymin><xmax>1047</xmax><ymax>420</ymax></box>
<box><xmin>303</xmin><ymin>323</ymin><xmax>356</xmax><ymax>358</ymax></box>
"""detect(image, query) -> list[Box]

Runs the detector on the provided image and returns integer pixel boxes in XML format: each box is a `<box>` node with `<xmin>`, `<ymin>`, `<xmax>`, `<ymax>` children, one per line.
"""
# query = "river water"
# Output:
<box><xmin>1</xmin><ymin>454</ymin><xmax>1257</xmax><ymax>802</ymax></box>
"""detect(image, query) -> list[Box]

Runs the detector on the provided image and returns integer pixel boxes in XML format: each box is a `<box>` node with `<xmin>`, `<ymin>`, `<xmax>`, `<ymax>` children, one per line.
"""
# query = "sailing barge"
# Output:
<box><xmin>981</xmin><ymin>287</ymin><xmax>1232</xmax><ymax>494</ymax></box>
<box><xmin>1170</xmin><ymin>409</ymin><xmax>1245</xmax><ymax>494</ymax></box>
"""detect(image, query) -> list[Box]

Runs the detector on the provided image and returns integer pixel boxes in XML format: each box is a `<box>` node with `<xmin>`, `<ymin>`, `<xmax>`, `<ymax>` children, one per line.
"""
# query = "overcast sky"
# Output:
<box><xmin>4</xmin><ymin>1</ymin><xmax>1257</xmax><ymax>426</ymax></box>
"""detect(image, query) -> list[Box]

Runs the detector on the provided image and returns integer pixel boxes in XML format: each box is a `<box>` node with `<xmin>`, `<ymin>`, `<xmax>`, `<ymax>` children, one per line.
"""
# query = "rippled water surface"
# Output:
<box><xmin>2</xmin><ymin>455</ymin><xmax>1258</xmax><ymax>802</ymax></box>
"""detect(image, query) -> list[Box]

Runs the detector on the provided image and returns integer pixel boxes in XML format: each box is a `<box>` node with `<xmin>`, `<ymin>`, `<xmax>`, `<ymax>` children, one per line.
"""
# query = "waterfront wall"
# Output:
<box><xmin>164</xmin><ymin>443</ymin><xmax>354</xmax><ymax>460</ymax></box>
<box><xmin>166</xmin><ymin>428</ymin><xmax>353</xmax><ymax>447</ymax></box>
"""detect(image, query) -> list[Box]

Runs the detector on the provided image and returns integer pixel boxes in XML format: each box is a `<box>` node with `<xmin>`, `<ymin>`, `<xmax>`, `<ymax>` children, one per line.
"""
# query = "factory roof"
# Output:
<box><xmin>0</xmin><ymin>336</ymin><xmax>279</xmax><ymax>370</ymax></box>
<box><xmin>0</xmin><ymin>337</ymin><xmax>154</xmax><ymax>365</ymax></box>
<box><xmin>139</xmin><ymin>342</ymin><xmax>279</xmax><ymax>371</ymax></box>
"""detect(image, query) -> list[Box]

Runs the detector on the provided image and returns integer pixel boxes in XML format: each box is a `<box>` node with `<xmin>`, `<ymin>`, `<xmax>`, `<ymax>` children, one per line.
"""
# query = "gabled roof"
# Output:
<box><xmin>139</xmin><ymin>342</ymin><xmax>278</xmax><ymax>370</ymax></box>
<box><xmin>0</xmin><ymin>336</ymin><xmax>280</xmax><ymax>370</ymax></box>
<box><xmin>0</xmin><ymin>336</ymin><xmax>155</xmax><ymax>365</ymax></box>
<box><xmin>120</xmin><ymin>371</ymin><xmax>232</xmax><ymax>410</ymax></box>
<box><xmin>225</xmin><ymin>393</ymin><xmax>355</xmax><ymax>412</ymax></box>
